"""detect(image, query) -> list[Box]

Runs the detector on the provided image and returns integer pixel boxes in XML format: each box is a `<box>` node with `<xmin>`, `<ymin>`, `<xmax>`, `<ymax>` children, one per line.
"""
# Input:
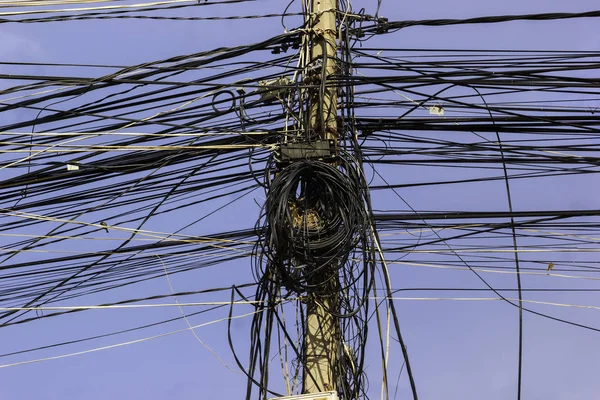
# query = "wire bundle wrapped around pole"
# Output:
<box><xmin>258</xmin><ymin>159</ymin><xmax>367</xmax><ymax>294</ymax></box>
<box><xmin>247</xmin><ymin>154</ymin><xmax>373</xmax><ymax>400</ymax></box>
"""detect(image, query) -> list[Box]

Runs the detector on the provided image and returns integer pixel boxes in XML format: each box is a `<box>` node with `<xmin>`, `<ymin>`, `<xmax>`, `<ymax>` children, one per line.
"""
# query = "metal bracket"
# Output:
<box><xmin>257</xmin><ymin>77</ymin><xmax>293</xmax><ymax>103</ymax></box>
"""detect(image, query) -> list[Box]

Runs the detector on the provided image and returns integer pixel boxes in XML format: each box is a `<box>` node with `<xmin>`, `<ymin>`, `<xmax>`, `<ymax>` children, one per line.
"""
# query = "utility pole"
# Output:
<box><xmin>303</xmin><ymin>0</ymin><xmax>339</xmax><ymax>395</ymax></box>
<box><xmin>308</xmin><ymin>0</ymin><xmax>338</xmax><ymax>141</ymax></box>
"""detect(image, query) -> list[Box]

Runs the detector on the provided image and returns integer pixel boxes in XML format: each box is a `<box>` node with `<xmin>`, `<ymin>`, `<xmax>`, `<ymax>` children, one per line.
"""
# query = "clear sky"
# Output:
<box><xmin>0</xmin><ymin>1</ymin><xmax>599</xmax><ymax>399</ymax></box>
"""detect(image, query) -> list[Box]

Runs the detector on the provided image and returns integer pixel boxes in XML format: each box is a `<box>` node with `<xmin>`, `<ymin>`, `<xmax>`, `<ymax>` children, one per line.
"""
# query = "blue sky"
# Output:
<box><xmin>0</xmin><ymin>0</ymin><xmax>599</xmax><ymax>399</ymax></box>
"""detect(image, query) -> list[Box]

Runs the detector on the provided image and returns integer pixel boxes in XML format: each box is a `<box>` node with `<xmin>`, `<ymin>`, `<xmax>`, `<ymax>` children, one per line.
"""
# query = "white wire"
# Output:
<box><xmin>0</xmin><ymin>0</ymin><xmax>120</xmax><ymax>7</ymax></box>
<box><xmin>0</xmin><ymin>0</ymin><xmax>197</xmax><ymax>16</ymax></box>
<box><xmin>0</xmin><ymin>86</ymin><xmax>75</xmax><ymax>104</ymax></box>
<box><xmin>0</xmin><ymin>143</ymin><xmax>268</xmax><ymax>153</ymax></box>
<box><xmin>348</xmin><ymin>150</ymin><xmax>392</xmax><ymax>400</ymax></box>
<box><xmin>0</xmin><ymin>309</ymin><xmax>264</xmax><ymax>369</ymax></box>
<box><xmin>0</xmin><ymin>208</ymin><xmax>252</xmax><ymax>249</ymax></box>
<box><xmin>0</xmin><ymin>131</ymin><xmax>268</xmax><ymax>137</ymax></box>
<box><xmin>400</xmin><ymin>248</ymin><xmax>600</xmax><ymax>254</ymax></box>
<box><xmin>156</xmin><ymin>254</ymin><xmax>243</xmax><ymax>374</ymax></box>
<box><xmin>387</xmin><ymin>259</ymin><xmax>600</xmax><ymax>282</ymax></box>
<box><xmin>0</xmin><ymin>232</ymin><xmax>251</xmax><ymax>243</ymax></box>
<box><xmin>0</xmin><ymin>78</ymin><xmax>240</xmax><ymax>170</ymax></box>
<box><xmin>0</xmin><ymin>301</ymin><xmax>280</xmax><ymax>311</ymax></box>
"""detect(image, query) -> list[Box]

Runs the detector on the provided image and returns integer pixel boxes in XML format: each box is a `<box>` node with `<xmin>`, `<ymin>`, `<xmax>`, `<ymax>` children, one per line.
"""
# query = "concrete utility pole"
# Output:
<box><xmin>308</xmin><ymin>0</ymin><xmax>338</xmax><ymax>141</ymax></box>
<box><xmin>304</xmin><ymin>0</ymin><xmax>339</xmax><ymax>395</ymax></box>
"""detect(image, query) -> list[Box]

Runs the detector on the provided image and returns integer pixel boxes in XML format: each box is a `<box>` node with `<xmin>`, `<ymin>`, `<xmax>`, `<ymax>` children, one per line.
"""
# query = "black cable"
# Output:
<box><xmin>471</xmin><ymin>86</ymin><xmax>523</xmax><ymax>400</ymax></box>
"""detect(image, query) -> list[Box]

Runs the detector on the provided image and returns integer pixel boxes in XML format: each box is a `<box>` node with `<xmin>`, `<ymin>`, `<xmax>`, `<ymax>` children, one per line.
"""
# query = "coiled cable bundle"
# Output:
<box><xmin>257</xmin><ymin>158</ymin><xmax>368</xmax><ymax>293</ymax></box>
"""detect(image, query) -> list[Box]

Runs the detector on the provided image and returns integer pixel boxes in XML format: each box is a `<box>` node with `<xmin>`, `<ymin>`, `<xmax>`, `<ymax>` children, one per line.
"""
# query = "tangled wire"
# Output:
<box><xmin>255</xmin><ymin>159</ymin><xmax>368</xmax><ymax>294</ymax></box>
